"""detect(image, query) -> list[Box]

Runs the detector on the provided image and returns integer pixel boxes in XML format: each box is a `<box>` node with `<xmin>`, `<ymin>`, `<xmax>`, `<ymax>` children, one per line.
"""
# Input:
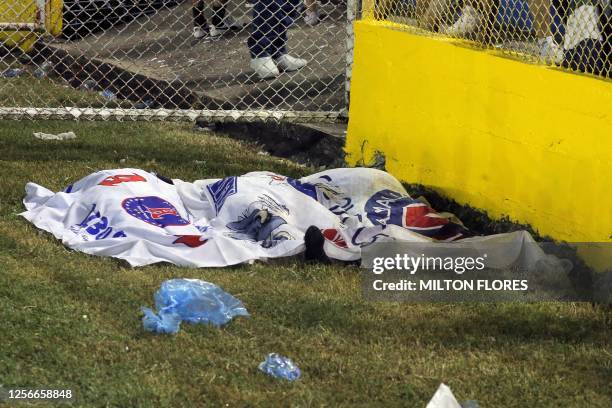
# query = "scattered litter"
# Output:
<box><xmin>461</xmin><ymin>401</ymin><xmax>480</xmax><ymax>408</ymax></box>
<box><xmin>195</xmin><ymin>121</ymin><xmax>218</xmax><ymax>132</ymax></box>
<box><xmin>426</xmin><ymin>384</ymin><xmax>461</xmax><ymax>408</ymax></box>
<box><xmin>1</xmin><ymin>68</ymin><xmax>24</xmax><ymax>78</ymax></box>
<box><xmin>141</xmin><ymin>279</ymin><xmax>249</xmax><ymax>334</ymax></box>
<box><xmin>18</xmin><ymin>54</ymin><xmax>32</xmax><ymax>64</ymax></box>
<box><xmin>134</xmin><ymin>98</ymin><xmax>157</xmax><ymax>109</ymax></box>
<box><xmin>193</xmin><ymin>160</ymin><xmax>206</xmax><ymax>165</ymax></box>
<box><xmin>33</xmin><ymin>131</ymin><xmax>77</xmax><ymax>141</ymax></box>
<box><xmin>258</xmin><ymin>353</ymin><xmax>301</xmax><ymax>381</ymax></box>
<box><xmin>33</xmin><ymin>62</ymin><xmax>52</xmax><ymax>79</ymax></box>
<box><xmin>100</xmin><ymin>90</ymin><xmax>117</xmax><ymax>101</ymax></box>
<box><xmin>80</xmin><ymin>79</ymin><xmax>97</xmax><ymax>91</ymax></box>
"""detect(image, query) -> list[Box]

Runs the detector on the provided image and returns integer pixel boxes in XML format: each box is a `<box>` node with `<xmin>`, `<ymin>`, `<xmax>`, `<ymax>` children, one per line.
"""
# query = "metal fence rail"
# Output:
<box><xmin>1</xmin><ymin>0</ymin><xmax>353</xmax><ymax>122</ymax></box>
<box><xmin>365</xmin><ymin>0</ymin><xmax>610</xmax><ymax>78</ymax></box>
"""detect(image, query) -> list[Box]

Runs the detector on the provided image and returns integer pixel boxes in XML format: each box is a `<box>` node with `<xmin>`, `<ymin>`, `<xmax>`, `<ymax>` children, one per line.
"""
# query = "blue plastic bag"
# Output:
<box><xmin>141</xmin><ymin>279</ymin><xmax>249</xmax><ymax>334</ymax></box>
<box><xmin>258</xmin><ymin>353</ymin><xmax>301</xmax><ymax>381</ymax></box>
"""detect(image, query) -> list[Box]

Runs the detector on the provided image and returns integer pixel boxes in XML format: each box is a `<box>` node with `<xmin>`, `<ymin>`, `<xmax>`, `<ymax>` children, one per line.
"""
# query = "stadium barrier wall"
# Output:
<box><xmin>345</xmin><ymin>20</ymin><xmax>611</xmax><ymax>255</ymax></box>
<box><xmin>0</xmin><ymin>0</ymin><xmax>63</xmax><ymax>52</ymax></box>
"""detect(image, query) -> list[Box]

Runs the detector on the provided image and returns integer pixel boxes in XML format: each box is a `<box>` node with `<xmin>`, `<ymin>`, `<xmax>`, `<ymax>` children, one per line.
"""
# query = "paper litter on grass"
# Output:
<box><xmin>426</xmin><ymin>383</ymin><xmax>462</xmax><ymax>408</ymax></box>
<box><xmin>33</xmin><ymin>131</ymin><xmax>77</xmax><ymax>141</ymax></box>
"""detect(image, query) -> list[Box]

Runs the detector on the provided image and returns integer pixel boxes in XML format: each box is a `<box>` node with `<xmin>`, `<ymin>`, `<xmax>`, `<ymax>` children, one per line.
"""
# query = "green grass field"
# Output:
<box><xmin>0</xmin><ymin>80</ymin><xmax>610</xmax><ymax>406</ymax></box>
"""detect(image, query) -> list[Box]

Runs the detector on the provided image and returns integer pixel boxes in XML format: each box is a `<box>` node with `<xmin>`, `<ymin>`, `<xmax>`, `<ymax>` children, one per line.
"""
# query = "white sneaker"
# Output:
<box><xmin>251</xmin><ymin>57</ymin><xmax>280</xmax><ymax>79</ymax></box>
<box><xmin>210</xmin><ymin>16</ymin><xmax>245</xmax><ymax>37</ymax></box>
<box><xmin>275</xmin><ymin>54</ymin><xmax>307</xmax><ymax>72</ymax></box>
<box><xmin>441</xmin><ymin>6</ymin><xmax>482</xmax><ymax>37</ymax></box>
<box><xmin>537</xmin><ymin>36</ymin><xmax>564</xmax><ymax>64</ymax></box>
<box><xmin>193</xmin><ymin>27</ymin><xmax>208</xmax><ymax>39</ymax></box>
<box><xmin>304</xmin><ymin>10</ymin><xmax>320</xmax><ymax>26</ymax></box>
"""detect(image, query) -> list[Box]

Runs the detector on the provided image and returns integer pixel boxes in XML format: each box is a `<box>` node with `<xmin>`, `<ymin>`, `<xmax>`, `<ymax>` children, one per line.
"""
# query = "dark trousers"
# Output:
<box><xmin>193</xmin><ymin>0</ymin><xmax>227</xmax><ymax>28</ymax></box>
<box><xmin>248</xmin><ymin>0</ymin><xmax>300</xmax><ymax>59</ymax></box>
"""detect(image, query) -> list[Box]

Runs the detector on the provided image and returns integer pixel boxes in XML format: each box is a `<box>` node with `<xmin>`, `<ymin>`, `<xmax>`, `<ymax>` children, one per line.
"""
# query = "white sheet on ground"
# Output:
<box><xmin>21</xmin><ymin>167</ymin><xmax>550</xmax><ymax>268</ymax></box>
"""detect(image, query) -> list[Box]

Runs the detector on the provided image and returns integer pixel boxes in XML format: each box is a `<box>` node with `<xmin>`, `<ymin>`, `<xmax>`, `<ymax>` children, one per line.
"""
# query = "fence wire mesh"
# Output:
<box><xmin>1</xmin><ymin>0</ymin><xmax>352</xmax><ymax>121</ymax></box>
<box><xmin>365</xmin><ymin>0</ymin><xmax>610</xmax><ymax>78</ymax></box>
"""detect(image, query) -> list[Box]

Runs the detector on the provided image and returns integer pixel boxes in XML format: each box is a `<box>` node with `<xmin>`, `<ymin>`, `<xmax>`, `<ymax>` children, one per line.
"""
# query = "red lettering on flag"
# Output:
<box><xmin>99</xmin><ymin>173</ymin><xmax>147</xmax><ymax>187</ymax></box>
<box><xmin>147</xmin><ymin>207</ymin><xmax>178</xmax><ymax>219</ymax></box>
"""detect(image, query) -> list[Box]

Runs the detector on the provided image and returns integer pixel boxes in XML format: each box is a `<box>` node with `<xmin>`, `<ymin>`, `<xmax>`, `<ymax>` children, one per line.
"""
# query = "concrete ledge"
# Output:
<box><xmin>198</xmin><ymin>119</ymin><xmax>347</xmax><ymax>168</ymax></box>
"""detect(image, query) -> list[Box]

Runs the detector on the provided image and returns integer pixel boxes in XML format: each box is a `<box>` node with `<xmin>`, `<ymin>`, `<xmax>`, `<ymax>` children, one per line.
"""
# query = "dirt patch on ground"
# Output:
<box><xmin>41</xmin><ymin>1</ymin><xmax>347</xmax><ymax>111</ymax></box>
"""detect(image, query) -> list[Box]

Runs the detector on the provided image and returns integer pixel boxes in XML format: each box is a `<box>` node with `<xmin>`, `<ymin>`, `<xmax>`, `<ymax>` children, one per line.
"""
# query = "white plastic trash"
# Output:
<box><xmin>426</xmin><ymin>383</ymin><xmax>462</xmax><ymax>408</ymax></box>
<box><xmin>33</xmin><ymin>132</ymin><xmax>77</xmax><ymax>141</ymax></box>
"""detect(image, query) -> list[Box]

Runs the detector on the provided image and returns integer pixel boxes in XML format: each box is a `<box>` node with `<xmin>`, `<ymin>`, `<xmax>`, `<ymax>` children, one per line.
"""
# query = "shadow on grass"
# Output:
<box><xmin>260</xmin><ymin>292</ymin><xmax>608</xmax><ymax>347</ymax></box>
<box><xmin>6</xmin><ymin>224</ymin><xmax>607</xmax><ymax>349</ymax></box>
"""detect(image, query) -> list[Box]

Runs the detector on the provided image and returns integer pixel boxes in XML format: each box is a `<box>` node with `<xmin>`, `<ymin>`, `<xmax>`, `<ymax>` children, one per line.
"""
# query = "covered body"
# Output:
<box><xmin>21</xmin><ymin>167</ymin><xmax>538</xmax><ymax>268</ymax></box>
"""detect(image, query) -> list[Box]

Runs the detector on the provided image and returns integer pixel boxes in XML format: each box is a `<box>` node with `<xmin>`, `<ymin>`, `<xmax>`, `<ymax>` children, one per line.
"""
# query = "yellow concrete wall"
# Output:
<box><xmin>0</xmin><ymin>0</ymin><xmax>63</xmax><ymax>52</ymax></box>
<box><xmin>346</xmin><ymin>20</ymin><xmax>612</xmax><ymax>244</ymax></box>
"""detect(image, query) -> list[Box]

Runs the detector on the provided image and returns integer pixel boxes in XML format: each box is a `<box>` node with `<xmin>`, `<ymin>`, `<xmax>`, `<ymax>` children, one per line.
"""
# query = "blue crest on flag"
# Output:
<box><xmin>207</xmin><ymin>177</ymin><xmax>238</xmax><ymax>214</ymax></box>
<box><xmin>122</xmin><ymin>196</ymin><xmax>190</xmax><ymax>228</ymax></box>
<box><xmin>364</xmin><ymin>189</ymin><xmax>416</xmax><ymax>226</ymax></box>
<box><xmin>286</xmin><ymin>177</ymin><xmax>317</xmax><ymax>200</ymax></box>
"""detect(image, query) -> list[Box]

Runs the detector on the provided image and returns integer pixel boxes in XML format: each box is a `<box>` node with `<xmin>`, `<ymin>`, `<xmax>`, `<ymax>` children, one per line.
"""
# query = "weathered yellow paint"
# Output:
<box><xmin>346</xmin><ymin>20</ymin><xmax>612</xmax><ymax>245</ymax></box>
<box><xmin>0</xmin><ymin>0</ymin><xmax>63</xmax><ymax>52</ymax></box>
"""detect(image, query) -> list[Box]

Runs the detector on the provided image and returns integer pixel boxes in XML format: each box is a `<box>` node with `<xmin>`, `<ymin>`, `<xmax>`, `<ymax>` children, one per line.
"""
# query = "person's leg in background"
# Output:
<box><xmin>192</xmin><ymin>0</ymin><xmax>244</xmax><ymax>39</ymax></box>
<box><xmin>192</xmin><ymin>0</ymin><xmax>209</xmax><ymax>39</ymax></box>
<box><xmin>248</xmin><ymin>0</ymin><xmax>280</xmax><ymax>78</ymax></box>
<box><xmin>440</xmin><ymin>0</ymin><xmax>494</xmax><ymax>39</ymax></box>
<box><xmin>248</xmin><ymin>0</ymin><xmax>307</xmax><ymax>79</ymax></box>
<box><xmin>304</xmin><ymin>0</ymin><xmax>320</xmax><ymax>26</ymax></box>
<box><xmin>527</xmin><ymin>0</ymin><xmax>563</xmax><ymax>63</ymax></box>
<box><xmin>417</xmin><ymin>0</ymin><xmax>459</xmax><ymax>31</ymax></box>
<box><xmin>210</xmin><ymin>0</ymin><xmax>245</xmax><ymax>37</ymax></box>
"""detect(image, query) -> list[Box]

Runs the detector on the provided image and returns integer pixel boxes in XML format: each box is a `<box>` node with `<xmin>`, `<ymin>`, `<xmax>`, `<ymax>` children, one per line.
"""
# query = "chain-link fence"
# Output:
<box><xmin>1</xmin><ymin>1</ymin><xmax>608</xmax><ymax>122</ymax></box>
<box><xmin>1</xmin><ymin>0</ymin><xmax>354</xmax><ymax>121</ymax></box>
<box><xmin>365</xmin><ymin>0</ymin><xmax>610</xmax><ymax>78</ymax></box>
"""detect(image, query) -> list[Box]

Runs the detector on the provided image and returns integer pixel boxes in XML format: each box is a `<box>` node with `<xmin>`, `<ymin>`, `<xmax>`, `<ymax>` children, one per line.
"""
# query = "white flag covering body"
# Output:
<box><xmin>21</xmin><ymin>167</ymin><xmax>544</xmax><ymax>268</ymax></box>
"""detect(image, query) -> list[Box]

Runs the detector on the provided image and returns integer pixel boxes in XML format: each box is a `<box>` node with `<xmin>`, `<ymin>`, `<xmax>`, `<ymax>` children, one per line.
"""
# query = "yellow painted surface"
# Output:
<box><xmin>0</xmin><ymin>0</ymin><xmax>63</xmax><ymax>52</ymax></box>
<box><xmin>346</xmin><ymin>20</ymin><xmax>612</xmax><ymax>245</ymax></box>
